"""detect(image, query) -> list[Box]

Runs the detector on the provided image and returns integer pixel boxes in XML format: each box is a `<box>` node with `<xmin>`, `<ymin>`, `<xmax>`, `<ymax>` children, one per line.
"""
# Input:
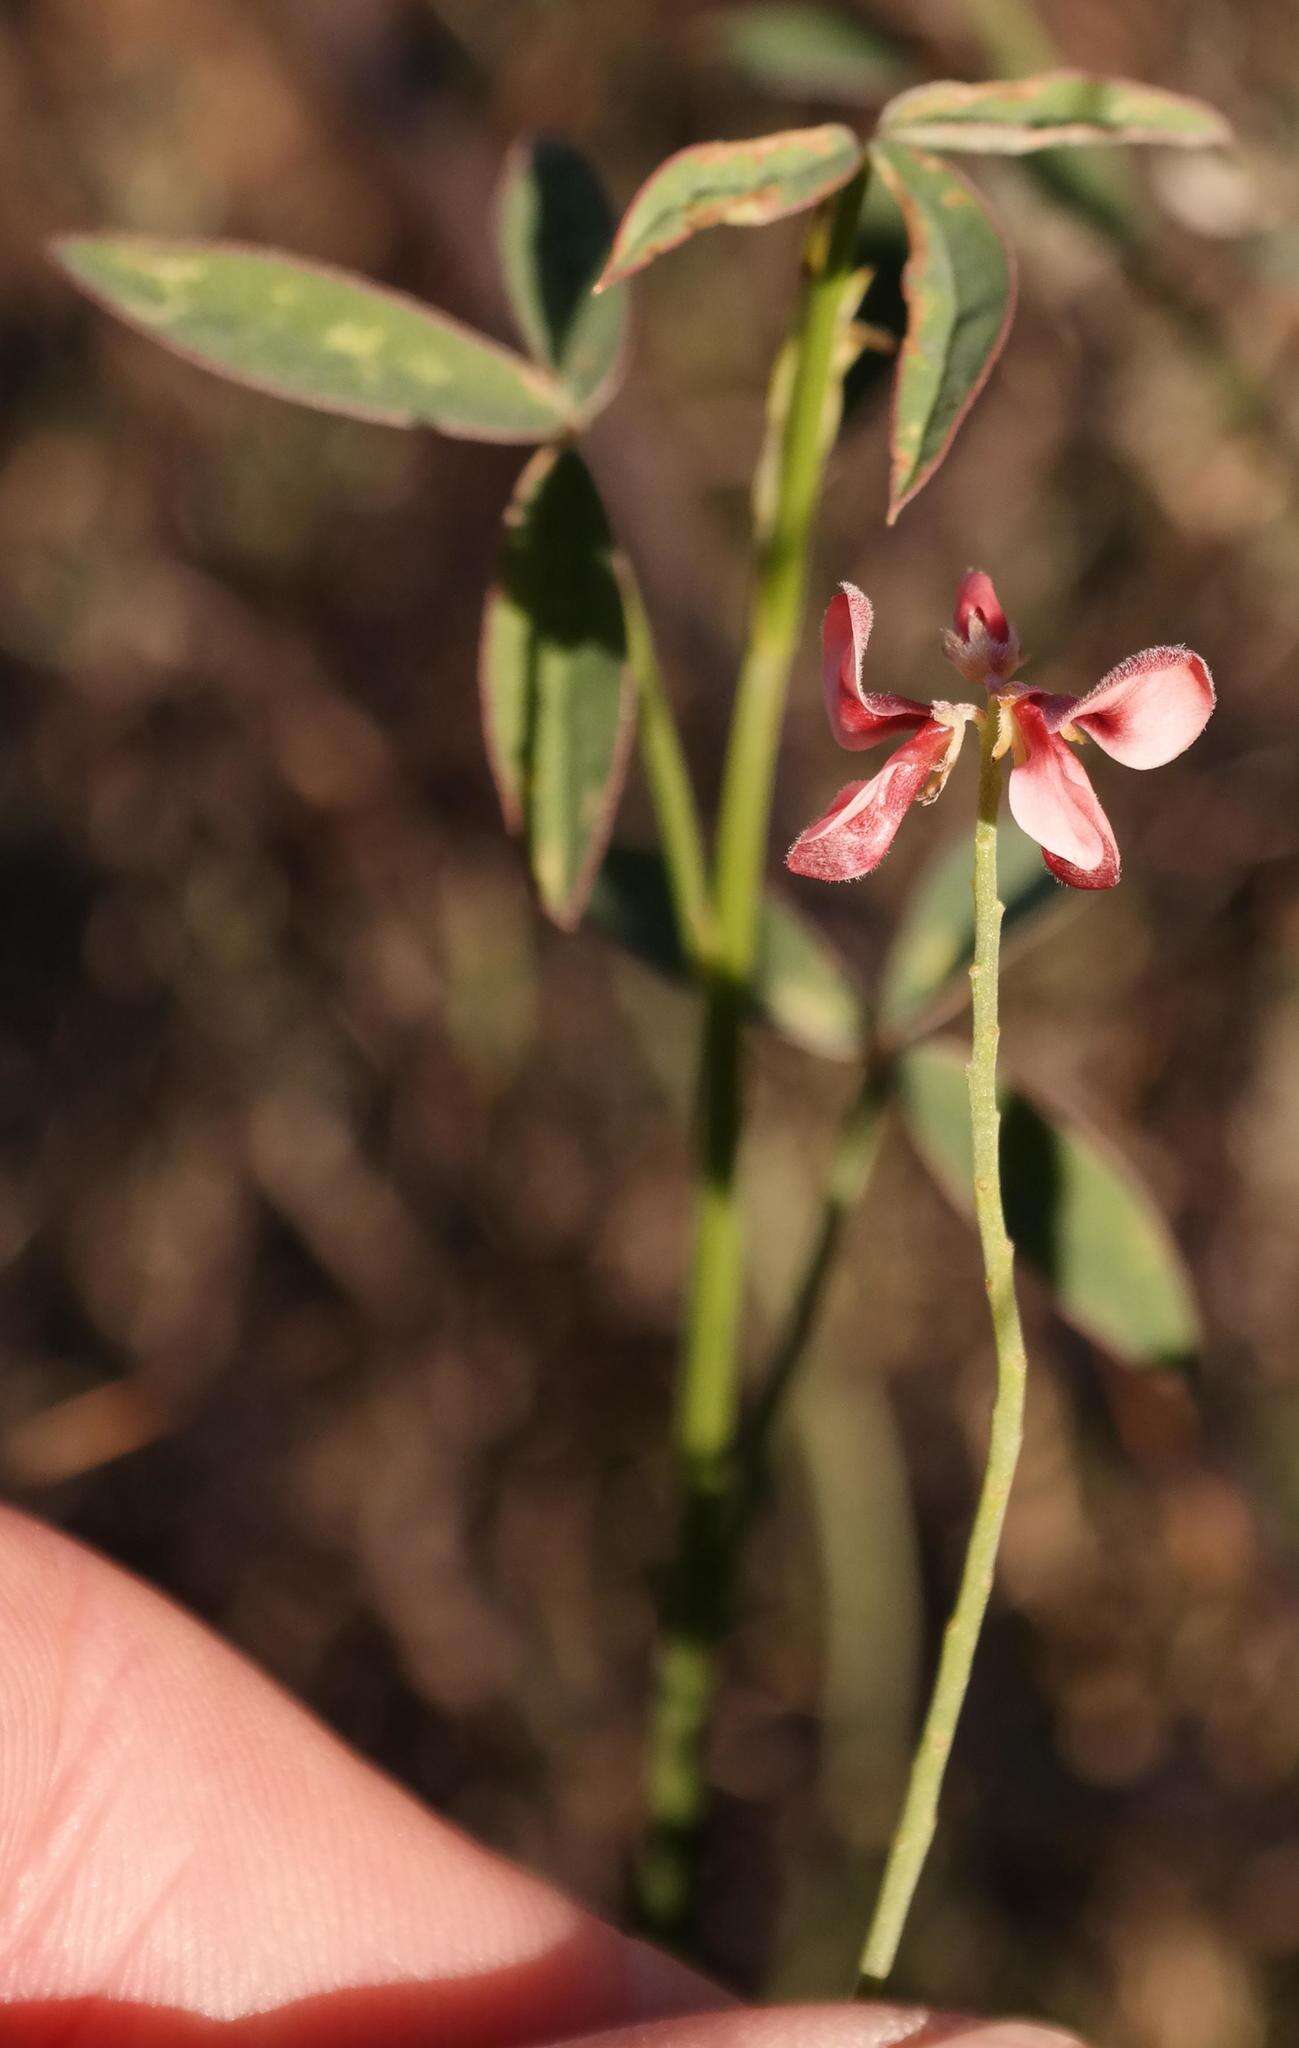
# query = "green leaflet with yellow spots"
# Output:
<box><xmin>870</xmin><ymin>142</ymin><xmax>1015</xmax><ymax>523</ymax></box>
<box><xmin>54</xmin><ymin>235</ymin><xmax>573</xmax><ymax>442</ymax></box>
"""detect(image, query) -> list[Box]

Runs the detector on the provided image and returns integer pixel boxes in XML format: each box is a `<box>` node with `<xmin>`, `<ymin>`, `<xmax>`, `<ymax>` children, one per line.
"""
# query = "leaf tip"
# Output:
<box><xmin>48</xmin><ymin>231</ymin><xmax>90</xmax><ymax>279</ymax></box>
<box><xmin>592</xmin><ymin>250</ymin><xmax>634</xmax><ymax>294</ymax></box>
<box><xmin>543</xmin><ymin>896</ymin><xmax>584</xmax><ymax>934</ymax></box>
<box><xmin>1202</xmin><ymin>106</ymin><xmax>1235</xmax><ymax>147</ymax></box>
<box><xmin>885</xmin><ymin>464</ymin><xmax>926</xmax><ymax>523</ymax></box>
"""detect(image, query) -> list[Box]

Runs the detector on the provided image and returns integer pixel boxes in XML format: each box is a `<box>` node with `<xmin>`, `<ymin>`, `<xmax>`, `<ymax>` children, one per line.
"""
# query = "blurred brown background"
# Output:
<box><xmin>0</xmin><ymin>1</ymin><xmax>1295</xmax><ymax>2042</ymax></box>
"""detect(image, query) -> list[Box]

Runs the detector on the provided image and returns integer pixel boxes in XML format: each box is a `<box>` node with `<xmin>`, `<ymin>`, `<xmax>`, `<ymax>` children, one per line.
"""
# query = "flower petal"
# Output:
<box><xmin>953</xmin><ymin>567</ymin><xmax>1009</xmax><ymax>644</ymax></box>
<box><xmin>944</xmin><ymin>567</ymin><xmax>1021</xmax><ymax>686</ymax></box>
<box><xmin>787</xmin><ymin>721</ymin><xmax>954</xmax><ymax>882</ymax></box>
<box><xmin>823</xmin><ymin>583</ymin><xmax>933</xmax><ymax>749</ymax></box>
<box><xmin>1009</xmin><ymin>700</ymin><xmax>1120</xmax><ymax>889</ymax></box>
<box><xmin>1044</xmin><ymin>645</ymin><xmax>1214</xmax><ymax>769</ymax></box>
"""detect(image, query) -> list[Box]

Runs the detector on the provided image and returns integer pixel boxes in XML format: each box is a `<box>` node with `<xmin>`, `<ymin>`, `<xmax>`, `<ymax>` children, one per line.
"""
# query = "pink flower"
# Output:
<box><xmin>786</xmin><ymin>573</ymin><xmax>1214</xmax><ymax>889</ymax></box>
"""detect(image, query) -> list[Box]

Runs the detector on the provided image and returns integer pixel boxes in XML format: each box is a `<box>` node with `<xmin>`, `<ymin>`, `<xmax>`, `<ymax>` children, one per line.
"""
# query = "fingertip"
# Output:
<box><xmin>0</xmin><ymin>1509</ymin><xmax>694</xmax><ymax>2041</ymax></box>
<box><xmin>0</xmin><ymin>1514</ymin><xmax>1088</xmax><ymax>2048</ymax></box>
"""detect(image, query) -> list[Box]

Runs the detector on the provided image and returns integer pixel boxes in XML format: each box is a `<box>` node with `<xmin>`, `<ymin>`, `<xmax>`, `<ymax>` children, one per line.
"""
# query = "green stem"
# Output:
<box><xmin>623</xmin><ymin>570</ymin><xmax>714</xmax><ymax>963</ymax></box>
<box><xmin>635</xmin><ymin>164</ymin><xmax>869</xmax><ymax>1944</ymax></box>
<box><xmin>713</xmin><ymin>168</ymin><xmax>868</xmax><ymax>979</ymax></box>
<box><xmin>857</xmin><ymin>711</ymin><xmax>1030</xmax><ymax>1986</ymax></box>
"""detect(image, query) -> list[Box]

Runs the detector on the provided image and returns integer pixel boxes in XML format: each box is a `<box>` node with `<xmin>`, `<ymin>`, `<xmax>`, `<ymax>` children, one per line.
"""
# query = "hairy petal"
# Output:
<box><xmin>1045</xmin><ymin>645</ymin><xmax>1214</xmax><ymax>768</ymax></box>
<box><xmin>823</xmin><ymin>583</ymin><xmax>933</xmax><ymax>749</ymax></box>
<box><xmin>787</xmin><ymin>721</ymin><xmax>954</xmax><ymax>881</ymax></box>
<box><xmin>1040</xmin><ymin>838</ymin><xmax>1121</xmax><ymax>890</ymax></box>
<box><xmin>1009</xmin><ymin>700</ymin><xmax>1120</xmax><ymax>889</ymax></box>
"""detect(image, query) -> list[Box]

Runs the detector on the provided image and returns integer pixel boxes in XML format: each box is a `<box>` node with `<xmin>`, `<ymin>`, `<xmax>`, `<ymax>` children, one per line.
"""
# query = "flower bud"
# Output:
<box><xmin>943</xmin><ymin>568</ymin><xmax>1022</xmax><ymax>687</ymax></box>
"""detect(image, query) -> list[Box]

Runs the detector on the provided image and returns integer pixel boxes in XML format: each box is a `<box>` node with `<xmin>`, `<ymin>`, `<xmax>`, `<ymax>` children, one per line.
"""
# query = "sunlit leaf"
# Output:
<box><xmin>879</xmin><ymin>820</ymin><xmax>1063</xmax><ymax>1037</ymax></box>
<box><xmin>878</xmin><ymin>71</ymin><xmax>1230</xmax><ymax>156</ymax></box>
<box><xmin>588</xmin><ymin>846</ymin><xmax>868</xmax><ymax>1060</ymax></box>
<box><xmin>870</xmin><ymin>142</ymin><xmax>1015</xmax><ymax>523</ymax></box>
<box><xmin>698</xmin><ymin>4</ymin><xmax>911</xmax><ymax>103</ymax></box>
<box><xmin>54</xmin><ymin>234</ymin><xmax>572</xmax><ymax>441</ymax></box>
<box><xmin>899</xmin><ymin>1041</ymin><xmax>1201</xmax><ymax>1368</ymax></box>
<box><xmin>496</xmin><ymin>136</ymin><xmax>627</xmax><ymax>417</ymax></box>
<box><xmin>480</xmin><ymin>449</ymin><xmax>635</xmax><ymax>929</ymax></box>
<box><xmin>596</xmin><ymin>125</ymin><xmax>864</xmax><ymax>289</ymax></box>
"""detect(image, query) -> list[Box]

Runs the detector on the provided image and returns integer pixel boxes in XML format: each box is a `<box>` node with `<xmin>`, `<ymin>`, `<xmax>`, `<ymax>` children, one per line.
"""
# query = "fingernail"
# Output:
<box><xmin>936</xmin><ymin>2024</ymin><xmax>1086</xmax><ymax>2048</ymax></box>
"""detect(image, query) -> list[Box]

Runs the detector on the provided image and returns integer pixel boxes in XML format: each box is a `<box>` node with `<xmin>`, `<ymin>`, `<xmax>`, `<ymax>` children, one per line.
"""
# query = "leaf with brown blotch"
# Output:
<box><xmin>595</xmin><ymin>125</ymin><xmax>864</xmax><ymax>290</ymax></box>
<box><xmin>879</xmin><ymin>70</ymin><xmax>1230</xmax><ymax>156</ymax></box>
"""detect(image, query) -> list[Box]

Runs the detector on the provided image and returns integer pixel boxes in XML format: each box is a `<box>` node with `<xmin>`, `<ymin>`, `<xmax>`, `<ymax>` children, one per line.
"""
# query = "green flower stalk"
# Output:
<box><xmin>858</xmin><ymin>696</ymin><xmax>1028</xmax><ymax>1983</ymax></box>
<box><xmin>785</xmin><ymin>570</ymin><xmax>1215</xmax><ymax>1979</ymax></box>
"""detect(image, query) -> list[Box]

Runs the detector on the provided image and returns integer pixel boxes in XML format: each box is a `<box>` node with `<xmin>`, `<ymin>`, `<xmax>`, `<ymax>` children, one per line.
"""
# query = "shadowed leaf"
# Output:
<box><xmin>588</xmin><ymin>847</ymin><xmax>868</xmax><ymax>1060</ymax></box>
<box><xmin>54</xmin><ymin>234</ymin><xmax>572</xmax><ymax>441</ymax></box>
<box><xmin>879</xmin><ymin>71</ymin><xmax>1230</xmax><ymax>155</ymax></box>
<box><xmin>698</xmin><ymin>4</ymin><xmax>911</xmax><ymax>103</ymax></box>
<box><xmin>480</xmin><ymin>450</ymin><xmax>635</xmax><ymax>929</ymax></box>
<box><xmin>880</xmin><ymin>819</ymin><xmax>1063</xmax><ymax>1037</ymax></box>
<box><xmin>596</xmin><ymin>125</ymin><xmax>864</xmax><ymax>289</ymax></box>
<box><xmin>899</xmin><ymin>1041</ymin><xmax>1201</xmax><ymax>1368</ymax></box>
<box><xmin>871</xmin><ymin>142</ymin><xmax>1015</xmax><ymax>522</ymax></box>
<box><xmin>496</xmin><ymin>136</ymin><xmax>628</xmax><ymax>418</ymax></box>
